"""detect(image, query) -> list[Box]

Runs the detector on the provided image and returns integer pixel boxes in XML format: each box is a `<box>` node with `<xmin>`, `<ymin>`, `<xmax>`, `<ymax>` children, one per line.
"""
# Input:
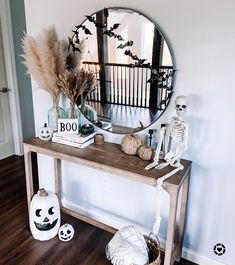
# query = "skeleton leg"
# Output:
<box><xmin>145</xmin><ymin>128</ymin><xmax>165</xmax><ymax>170</ymax></box>
<box><xmin>152</xmin><ymin>184</ymin><xmax>163</xmax><ymax>235</ymax></box>
<box><xmin>155</xmin><ymin>144</ymin><xmax>185</xmax><ymax>170</ymax></box>
<box><xmin>169</xmin><ymin>145</ymin><xmax>186</xmax><ymax>167</ymax></box>
<box><xmin>152</xmin><ymin>166</ymin><xmax>183</xmax><ymax>235</ymax></box>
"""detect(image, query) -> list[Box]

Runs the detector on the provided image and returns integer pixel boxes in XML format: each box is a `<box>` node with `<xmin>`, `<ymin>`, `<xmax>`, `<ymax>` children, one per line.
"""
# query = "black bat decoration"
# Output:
<box><xmin>124</xmin><ymin>50</ymin><xmax>139</xmax><ymax>61</ymax></box>
<box><xmin>147</xmin><ymin>69</ymin><xmax>176</xmax><ymax>90</ymax></box>
<box><xmin>124</xmin><ymin>50</ymin><xmax>146</xmax><ymax>67</ymax></box>
<box><xmin>136</xmin><ymin>59</ymin><xmax>146</xmax><ymax>65</ymax></box>
<box><xmin>117</xmin><ymin>40</ymin><xmax>134</xmax><ymax>49</ymax></box>
<box><xmin>103</xmin><ymin>30</ymin><xmax>124</xmax><ymax>41</ymax></box>
<box><xmin>82</xmin><ymin>26</ymin><xmax>92</xmax><ymax>35</ymax></box>
<box><xmin>112</xmin><ymin>23</ymin><xmax>120</xmax><ymax>30</ymax></box>
<box><xmin>117</xmin><ymin>35</ymin><xmax>124</xmax><ymax>41</ymax></box>
<box><xmin>69</xmin><ymin>7</ymin><xmax>145</xmax><ymax>68</ymax></box>
<box><xmin>85</xmin><ymin>15</ymin><xmax>95</xmax><ymax>22</ymax></box>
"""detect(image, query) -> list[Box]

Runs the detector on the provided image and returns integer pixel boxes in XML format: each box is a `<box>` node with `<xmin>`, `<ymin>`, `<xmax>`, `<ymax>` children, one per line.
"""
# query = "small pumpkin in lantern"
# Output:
<box><xmin>137</xmin><ymin>145</ymin><xmax>154</xmax><ymax>161</ymax></box>
<box><xmin>58</xmin><ymin>223</ymin><xmax>75</xmax><ymax>242</ymax></box>
<box><xmin>121</xmin><ymin>134</ymin><xmax>143</xmax><ymax>155</ymax></box>
<box><xmin>38</xmin><ymin>123</ymin><xmax>53</xmax><ymax>141</ymax></box>
<box><xmin>29</xmin><ymin>188</ymin><xmax>61</xmax><ymax>241</ymax></box>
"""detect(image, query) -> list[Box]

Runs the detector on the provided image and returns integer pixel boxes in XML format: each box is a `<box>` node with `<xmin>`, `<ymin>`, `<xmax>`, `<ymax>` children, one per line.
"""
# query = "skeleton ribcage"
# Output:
<box><xmin>169</xmin><ymin>120</ymin><xmax>185</xmax><ymax>143</ymax></box>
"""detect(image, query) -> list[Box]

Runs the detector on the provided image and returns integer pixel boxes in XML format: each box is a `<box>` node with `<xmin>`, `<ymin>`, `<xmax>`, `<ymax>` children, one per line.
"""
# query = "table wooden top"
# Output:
<box><xmin>24</xmin><ymin>138</ymin><xmax>192</xmax><ymax>189</ymax></box>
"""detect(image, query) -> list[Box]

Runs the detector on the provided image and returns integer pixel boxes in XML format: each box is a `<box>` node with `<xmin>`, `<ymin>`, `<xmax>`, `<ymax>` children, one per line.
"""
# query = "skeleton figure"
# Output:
<box><xmin>146</xmin><ymin>95</ymin><xmax>189</xmax><ymax>171</ymax></box>
<box><xmin>145</xmin><ymin>95</ymin><xmax>189</xmax><ymax>235</ymax></box>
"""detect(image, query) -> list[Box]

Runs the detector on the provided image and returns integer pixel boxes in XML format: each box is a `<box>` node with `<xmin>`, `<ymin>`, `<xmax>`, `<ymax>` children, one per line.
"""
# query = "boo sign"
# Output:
<box><xmin>57</xmin><ymin>119</ymin><xmax>79</xmax><ymax>134</ymax></box>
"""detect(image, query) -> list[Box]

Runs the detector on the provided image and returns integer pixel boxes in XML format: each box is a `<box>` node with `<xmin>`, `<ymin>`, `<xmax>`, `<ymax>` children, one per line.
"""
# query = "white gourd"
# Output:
<box><xmin>137</xmin><ymin>145</ymin><xmax>154</xmax><ymax>161</ymax></box>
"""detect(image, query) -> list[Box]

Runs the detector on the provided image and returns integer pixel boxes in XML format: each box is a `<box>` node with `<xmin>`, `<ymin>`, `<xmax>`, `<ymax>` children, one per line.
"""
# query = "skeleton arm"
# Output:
<box><xmin>156</xmin><ymin>123</ymin><xmax>189</xmax><ymax>169</ymax></box>
<box><xmin>145</xmin><ymin>127</ymin><xmax>166</xmax><ymax>170</ymax></box>
<box><xmin>164</xmin><ymin>122</ymin><xmax>173</xmax><ymax>155</ymax></box>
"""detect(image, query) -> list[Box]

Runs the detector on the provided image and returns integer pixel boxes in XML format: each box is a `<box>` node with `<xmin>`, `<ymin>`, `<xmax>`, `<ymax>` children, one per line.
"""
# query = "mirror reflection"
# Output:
<box><xmin>71</xmin><ymin>7</ymin><xmax>175</xmax><ymax>133</ymax></box>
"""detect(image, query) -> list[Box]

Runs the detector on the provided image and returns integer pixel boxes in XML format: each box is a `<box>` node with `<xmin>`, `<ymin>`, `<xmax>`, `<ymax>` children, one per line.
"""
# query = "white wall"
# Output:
<box><xmin>24</xmin><ymin>1</ymin><xmax>235</xmax><ymax>264</ymax></box>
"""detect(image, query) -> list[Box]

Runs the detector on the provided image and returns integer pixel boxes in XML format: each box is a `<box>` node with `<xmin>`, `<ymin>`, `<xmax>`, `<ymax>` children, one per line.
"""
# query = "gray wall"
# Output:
<box><xmin>10</xmin><ymin>0</ymin><xmax>35</xmax><ymax>140</ymax></box>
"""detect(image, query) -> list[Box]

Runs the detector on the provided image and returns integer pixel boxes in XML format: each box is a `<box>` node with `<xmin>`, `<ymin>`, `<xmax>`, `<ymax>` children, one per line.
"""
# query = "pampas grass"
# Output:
<box><xmin>58</xmin><ymin>69</ymin><xmax>97</xmax><ymax>118</ymax></box>
<box><xmin>22</xmin><ymin>26</ymin><xmax>96</xmax><ymax>119</ymax></box>
<box><xmin>22</xmin><ymin>26</ymin><xmax>66</xmax><ymax>105</ymax></box>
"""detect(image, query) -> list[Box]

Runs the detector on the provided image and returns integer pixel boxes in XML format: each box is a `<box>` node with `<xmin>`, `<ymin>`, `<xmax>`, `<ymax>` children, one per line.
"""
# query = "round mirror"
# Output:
<box><xmin>70</xmin><ymin>7</ymin><xmax>175</xmax><ymax>134</ymax></box>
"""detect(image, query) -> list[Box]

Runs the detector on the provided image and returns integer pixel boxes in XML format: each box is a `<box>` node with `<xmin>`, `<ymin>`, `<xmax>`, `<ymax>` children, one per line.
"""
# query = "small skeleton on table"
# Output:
<box><xmin>145</xmin><ymin>95</ymin><xmax>189</xmax><ymax>235</ymax></box>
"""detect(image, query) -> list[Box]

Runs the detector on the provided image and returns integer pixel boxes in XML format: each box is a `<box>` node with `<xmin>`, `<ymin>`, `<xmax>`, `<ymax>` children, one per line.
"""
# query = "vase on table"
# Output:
<box><xmin>66</xmin><ymin>101</ymin><xmax>81</xmax><ymax>128</ymax></box>
<box><xmin>48</xmin><ymin>102</ymin><xmax>66</xmax><ymax>131</ymax></box>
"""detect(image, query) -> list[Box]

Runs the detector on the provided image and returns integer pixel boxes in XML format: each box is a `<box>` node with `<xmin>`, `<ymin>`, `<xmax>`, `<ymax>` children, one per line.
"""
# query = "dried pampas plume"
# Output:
<box><xmin>22</xmin><ymin>26</ymin><xmax>66</xmax><ymax>105</ymax></box>
<box><xmin>22</xmin><ymin>25</ymin><xmax>96</xmax><ymax>118</ymax></box>
<box><xmin>57</xmin><ymin>69</ymin><xmax>97</xmax><ymax>117</ymax></box>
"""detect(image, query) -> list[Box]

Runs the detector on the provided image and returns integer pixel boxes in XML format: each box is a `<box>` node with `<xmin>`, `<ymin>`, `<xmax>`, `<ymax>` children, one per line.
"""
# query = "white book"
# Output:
<box><xmin>53</xmin><ymin>131</ymin><xmax>96</xmax><ymax>144</ymax></box>
<box><xmin>52</xmin><ymin>136</ymin><xmax>94</xmax><ymax>149</ymax></box>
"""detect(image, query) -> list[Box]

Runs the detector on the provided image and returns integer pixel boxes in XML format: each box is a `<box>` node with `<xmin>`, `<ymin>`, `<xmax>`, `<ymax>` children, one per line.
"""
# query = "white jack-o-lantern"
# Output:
<box><xmin>38</xmin><ymin>123</ymin><xmax>53</xmax><ymax>141</ymax></box>
<box><xmin>58</xmin><ymin>223</ymin><xmax>75</xmax><ymax>242</ymax></box>
<box><xmin>29</xmin><ymin>188</ymin><xmax>61</xmax><ymax>241</ymax></box>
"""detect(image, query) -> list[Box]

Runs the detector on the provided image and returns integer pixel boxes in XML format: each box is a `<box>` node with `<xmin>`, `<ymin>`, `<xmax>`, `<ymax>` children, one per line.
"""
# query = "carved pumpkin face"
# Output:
<box><xmin>29</xmin><ymin>188</ymin><xmax>61</xmax><ymax>241</ymax></box>
<box><xmin>39</xmin><ymin>123</ymin><xmax>53</xmax><ymax>141</ymax></box>
<box><xmin>58</xmin><ymin>223</ymin><xmax>74</xmax><ymax>242</ymax></box>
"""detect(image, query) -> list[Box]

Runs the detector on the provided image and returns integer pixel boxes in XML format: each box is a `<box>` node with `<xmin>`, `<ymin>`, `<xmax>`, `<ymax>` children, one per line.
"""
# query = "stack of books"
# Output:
<box><xmin>52</xmin><ymin>132</ymin><xmax>95</xmax><ymax>148</ymax></box>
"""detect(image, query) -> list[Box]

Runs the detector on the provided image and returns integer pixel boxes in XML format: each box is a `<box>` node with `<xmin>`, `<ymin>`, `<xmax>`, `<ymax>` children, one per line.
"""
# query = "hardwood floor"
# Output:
<box><xmin>0</xmin><ymin>155</ymin><xmax>197</xmax><ymax>265</ymax></box>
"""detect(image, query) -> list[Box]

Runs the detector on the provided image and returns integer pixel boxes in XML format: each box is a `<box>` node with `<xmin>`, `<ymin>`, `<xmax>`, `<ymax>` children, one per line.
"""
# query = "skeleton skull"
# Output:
<box><xmin>175</xmin><ymin>95</ymin><xmax>188</xmax><ymax>117</ymax></box>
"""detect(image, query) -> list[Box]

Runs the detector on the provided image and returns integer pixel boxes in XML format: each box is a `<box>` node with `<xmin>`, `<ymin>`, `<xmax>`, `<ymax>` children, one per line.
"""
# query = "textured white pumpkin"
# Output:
<box><xmin>29</xmin><ymin>188</ymin><xmax>61</xmax><ymax>241</ymax></box>
<box><xmin>121</xmin><ymin>134</ymin><xmax>143</xmax><ymax>155</ymax></box>
<box><xmin>58</xmin><ymin>223</ymin><xmax>75</xmax><ymax>242</ymax></box>
<box><xmin>137</xmin><ymin>145</ymin><xmax>154</xmax><ymax>161</ymax></box>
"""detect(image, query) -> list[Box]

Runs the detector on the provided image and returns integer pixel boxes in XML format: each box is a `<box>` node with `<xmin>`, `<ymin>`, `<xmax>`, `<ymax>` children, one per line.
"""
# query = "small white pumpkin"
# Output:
<box><xmin>58</xmin><ymin>223</ymin><xmax>75</xmax><ymax>242</ymax></box>
<box><xmin>137</xmin><ymin>145</ymin><xmax>154</xmax><ymax>161</ymax></box>
<box><xmin>29</xmin><ymin>188</ymin><xmax>61</xmax><ymax>241</ymax></box>
<box><xmin>38</xmin><ymin>123</ymin><xmax>53</xmax><ymax>141</ymax></box>
<box><xmin>121</xmin><ymin>134</ymin><xmax>143</xmax><ymax>155</ymax></box>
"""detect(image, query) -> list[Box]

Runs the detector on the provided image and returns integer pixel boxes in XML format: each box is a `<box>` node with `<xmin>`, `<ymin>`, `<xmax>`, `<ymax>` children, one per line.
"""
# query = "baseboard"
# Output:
<box><xmin>181</xmin><ymin>247</ymin><xmax>227</xmax><ymax>265</ymax></box>
<box><xmin>62</xmin><ymin>199</ymin><xmax>227</xmax><ymax>265</ymax></box>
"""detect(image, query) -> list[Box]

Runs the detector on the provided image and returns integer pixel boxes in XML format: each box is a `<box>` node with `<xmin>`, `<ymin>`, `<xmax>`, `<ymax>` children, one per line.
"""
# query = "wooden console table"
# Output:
<box><xmin>23</xmin><ymin>138</ymin><xmax>191</xmax><ymax>265</ymax></box>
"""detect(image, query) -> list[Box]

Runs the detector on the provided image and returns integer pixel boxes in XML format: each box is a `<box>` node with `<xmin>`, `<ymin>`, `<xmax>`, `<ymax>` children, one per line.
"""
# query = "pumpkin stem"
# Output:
<box><xmin>38</xmin><ymin>188</ymin><xmax>48</xmax><ymax>197</ymax></box>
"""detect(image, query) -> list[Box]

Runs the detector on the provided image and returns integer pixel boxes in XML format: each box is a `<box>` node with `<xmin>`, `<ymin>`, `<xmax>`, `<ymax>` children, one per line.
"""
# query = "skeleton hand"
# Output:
<box><xmin>155</xmin><ymin>162</ymin><xmax>169</xmax><ymax>170</ymax></box>
<box><xmin>145</xmin><ymin>160</ymin><xmax>159</xmax><ymax>170</ymax></box>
